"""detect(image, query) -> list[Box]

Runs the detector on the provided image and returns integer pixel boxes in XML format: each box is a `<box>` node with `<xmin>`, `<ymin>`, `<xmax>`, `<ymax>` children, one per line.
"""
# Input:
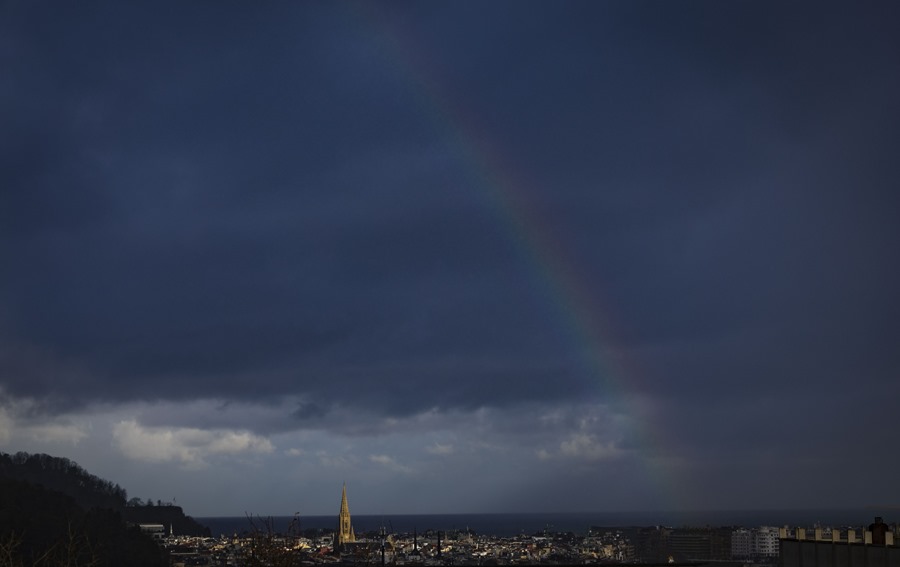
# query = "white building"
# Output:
<box><xmin>732</xmin><ymin>529</ymin><xmax>752</xmax><ymax>559</ymax></box>
<box><xmin>732</xmin><ymin>526</ymin><xmax>780</xmax><ymax>559</ymax></box>
<box><xmin>755</xmin><ymin>526</ymin><xmax>779</xmax><ymax>557</ymax></box>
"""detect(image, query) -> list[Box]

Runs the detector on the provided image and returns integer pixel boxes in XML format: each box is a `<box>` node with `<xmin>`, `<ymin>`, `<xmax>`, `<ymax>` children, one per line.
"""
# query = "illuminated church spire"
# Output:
<box><xmin>335</xmin><ymin>483</ymin><xmax>355</xmax><ymax>548</ymax></box>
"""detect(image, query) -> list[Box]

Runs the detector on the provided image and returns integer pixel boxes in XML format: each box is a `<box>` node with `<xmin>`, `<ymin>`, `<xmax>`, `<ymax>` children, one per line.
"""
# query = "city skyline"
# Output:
<box><xmin>1</xmin><ymin>2</ymin><xmax>898</xmax><ymax>516</ymax></box>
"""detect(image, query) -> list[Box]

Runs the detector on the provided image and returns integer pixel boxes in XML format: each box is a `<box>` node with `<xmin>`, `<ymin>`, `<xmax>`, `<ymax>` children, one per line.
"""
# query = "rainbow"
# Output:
<box><xmin>347</xmin><ymin>7</ymin><xmax>687</xmax><ymax>512</ymax></box>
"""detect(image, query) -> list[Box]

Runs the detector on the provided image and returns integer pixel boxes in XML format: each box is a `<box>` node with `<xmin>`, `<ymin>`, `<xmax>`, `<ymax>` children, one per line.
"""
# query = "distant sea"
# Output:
<box><xmin>196</xmin><ymin>509</ymin><xmax>892</xmax><ymax>538</ymax></box>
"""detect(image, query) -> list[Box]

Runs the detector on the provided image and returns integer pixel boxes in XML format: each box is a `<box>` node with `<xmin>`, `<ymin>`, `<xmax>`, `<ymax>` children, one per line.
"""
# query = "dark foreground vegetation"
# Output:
<box><xmin>0</xmin><ymin>452</ymin><xmax>168</xmax><ymax>567</ymax></box>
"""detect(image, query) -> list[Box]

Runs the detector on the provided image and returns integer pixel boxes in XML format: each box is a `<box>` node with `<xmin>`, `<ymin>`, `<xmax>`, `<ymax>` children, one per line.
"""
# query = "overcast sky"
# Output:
<box><xmin>2</xmin><ymin>1</ymin><xmax>899</xmax><ymax>518</ymax></box>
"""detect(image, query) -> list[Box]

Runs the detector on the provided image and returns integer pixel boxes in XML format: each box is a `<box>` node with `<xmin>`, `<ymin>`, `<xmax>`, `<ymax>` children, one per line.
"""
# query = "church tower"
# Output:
<box><xmin>334</xmin><ymin>483</ymin><xmax>355</xmax><ymax>548</ymax></box>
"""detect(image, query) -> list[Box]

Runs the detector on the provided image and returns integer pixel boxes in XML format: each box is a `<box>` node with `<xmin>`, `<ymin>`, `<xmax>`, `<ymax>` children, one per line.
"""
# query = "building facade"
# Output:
<box><xmin>733</xmin><ymin>528</ymin><xmax>752</xmax><ymax>558</ymax></box>
<box><xmin>733</xmin><ymin>526</ymin><xmax>781</xmax><ymax>559</ymax></box>
<box><xmin>779</xmin><ymin>520</ymin><xmax>900</xmax><ymax>567</ymax></box>
<box><xmin>757</xmin><ymin>526</ymin><xmax>780</xmax><ymax>557</ymax></box>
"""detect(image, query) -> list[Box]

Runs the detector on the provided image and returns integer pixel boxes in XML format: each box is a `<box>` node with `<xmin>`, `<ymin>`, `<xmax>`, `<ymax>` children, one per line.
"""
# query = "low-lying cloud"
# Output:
<box><xmin>112</xmin><ymin>420</ymin><xmax>273</xmax><ymax>468</ymax></box>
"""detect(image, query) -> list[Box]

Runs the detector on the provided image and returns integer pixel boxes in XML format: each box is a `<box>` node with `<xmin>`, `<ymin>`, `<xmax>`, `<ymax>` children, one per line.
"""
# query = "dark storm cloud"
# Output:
<box><xmin>1</xmin><ymin>0</ymin><xmax>899</xmax><ymax>458</ymax></box>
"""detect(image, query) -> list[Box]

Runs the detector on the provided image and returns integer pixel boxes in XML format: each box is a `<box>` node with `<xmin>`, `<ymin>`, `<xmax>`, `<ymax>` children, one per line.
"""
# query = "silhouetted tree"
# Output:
<box><xmin>240</xmin><ymin>514</ymin><xmax>307</xmax><ymax>567</ymax></box>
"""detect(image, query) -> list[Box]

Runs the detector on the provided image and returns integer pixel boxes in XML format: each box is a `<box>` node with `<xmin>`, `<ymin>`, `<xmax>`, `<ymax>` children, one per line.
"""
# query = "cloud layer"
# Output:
<box><xmin>1</xmin><ymin>2</ymin><xmax>899</xmax><ymax>515</ymax></box>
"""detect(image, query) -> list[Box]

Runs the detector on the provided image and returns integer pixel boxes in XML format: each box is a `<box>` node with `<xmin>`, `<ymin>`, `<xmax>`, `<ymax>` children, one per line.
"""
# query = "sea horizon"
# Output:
<box><xmin>195</xmin><ymin>507</ymin><xmax>895</xmax><ymax>538</ymax></box>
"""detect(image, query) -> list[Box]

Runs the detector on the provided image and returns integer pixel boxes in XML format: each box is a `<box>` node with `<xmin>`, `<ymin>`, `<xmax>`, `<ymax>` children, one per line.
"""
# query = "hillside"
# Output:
<box><xmin>0</xmin><ymin>452</ymin><xmax>126</xmax><ymax>511</ymax></box>
<box><xmin>0</xmin><ymin>451</ymin><xmax>209</xmax><ymax>535</ymax></box>
<box><xmin>0</xmin><ymin>452</ymin><xmax>211</xmax><ymax>565</ymax></box>
<box><xmin>0</xmin><ymin>478</ymin><xmax>165</xmax><ymax>566</ymax></box>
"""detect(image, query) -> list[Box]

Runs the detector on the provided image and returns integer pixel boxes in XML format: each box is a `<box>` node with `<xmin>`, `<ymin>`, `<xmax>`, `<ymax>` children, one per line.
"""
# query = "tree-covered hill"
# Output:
<box><xmin>0</xmin><ymin>478</ymin><xmax>165</xmax><ymax>566</ymax></box>
<box><xmin>0</xmin><ymin>452</ymin><xmax>211</xmax><ymax>539</ymax></box>
<box><xmin>0</xmin><ymin>452</ymin><xmax>126</xmax><ymax>512</ymax></box>
<box><xmin>0</xmin><ymin>452</ymin><xmax>221</xmax><ymax>565</ymax></box>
